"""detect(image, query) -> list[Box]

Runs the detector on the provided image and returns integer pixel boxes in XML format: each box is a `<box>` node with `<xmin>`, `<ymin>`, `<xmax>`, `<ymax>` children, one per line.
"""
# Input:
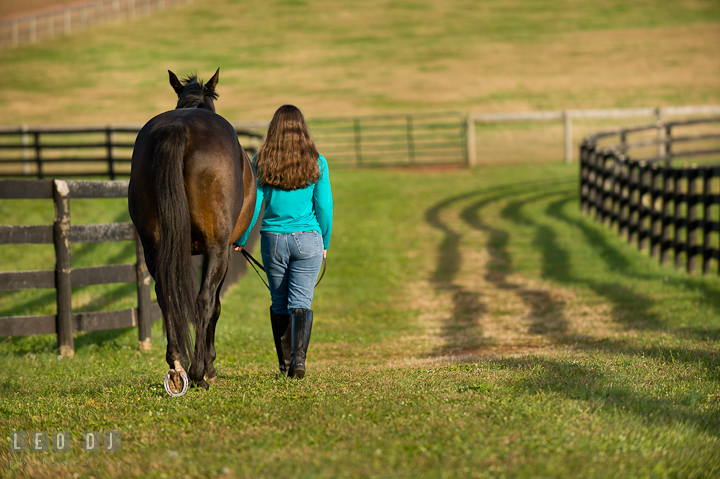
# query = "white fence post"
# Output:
<box><xmin>29</xmin><ymin>17</ymin><xmax>36</xmax><ymax>43</ymax></box>
<box><xmin>466</xmin><ymin>115</ymin><xmax>477</xmax><ymax>167</ymax></box>
<box><xmin>64</xmin><ymin>10</ymin><xmax>71</xmax><ymax>35</ymax></box>
<box><xmin>11</xmin><ymin>20</ymin><xmax>18</xmax><ymax>46</ymax></box>
<box><xmin>656</xmin><ymin>107</ymin><xmax>665</xmax><ymax>159</ymax></box>
<box><xmin>564</xmin><ymin>111</ymin><xmax>573</xmax><ymax>164</ymax></box>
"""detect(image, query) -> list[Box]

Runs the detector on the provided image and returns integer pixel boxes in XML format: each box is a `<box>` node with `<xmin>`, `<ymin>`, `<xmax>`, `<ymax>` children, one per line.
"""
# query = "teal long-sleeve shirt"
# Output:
<box><xmin>235</xmin><ymin>154</ymin><xmax>333</xmax><ymax>250</ymax></box>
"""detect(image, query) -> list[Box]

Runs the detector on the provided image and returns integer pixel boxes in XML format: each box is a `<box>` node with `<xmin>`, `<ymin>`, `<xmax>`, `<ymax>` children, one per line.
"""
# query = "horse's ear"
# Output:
<box><xmin>204</xmin><ymin>68</ymin><xmax>220</xmax><ymax>92</ymax></box>
<box><xmin>168</xmin><ymin>70</ymin><xmax>183</xmax><ymax>95</ymax></box>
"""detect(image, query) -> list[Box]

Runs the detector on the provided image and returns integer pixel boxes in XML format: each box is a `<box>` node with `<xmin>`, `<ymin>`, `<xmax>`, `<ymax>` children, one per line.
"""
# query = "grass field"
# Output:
<box><xmin>0</xmin><ymin>0</ymin><xmax>719</xmax><ymax>128</ymax></box>
<box><xmin>1</xmin><ymin>164</ymin><xmax>720</xmax><ymax>478</ymax></box>
<box><xmin>1</xmin><ymin>1</ymin><xmax>720</xmax><ymax>478</ymax></box>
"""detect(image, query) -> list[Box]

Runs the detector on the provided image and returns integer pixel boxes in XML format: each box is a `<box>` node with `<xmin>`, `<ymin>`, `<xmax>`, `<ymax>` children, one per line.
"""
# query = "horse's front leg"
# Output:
<box><xmin>203</xmin><ymin>281</ymin><xmax>224</xmax><ymax>384</ymax></box>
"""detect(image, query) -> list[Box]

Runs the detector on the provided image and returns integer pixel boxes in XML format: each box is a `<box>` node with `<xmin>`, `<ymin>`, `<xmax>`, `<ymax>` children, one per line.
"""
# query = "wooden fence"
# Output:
<box><xmin>579</xmin><ymin>117</ymin><xmax>720</xmax><ymax>275</ymax></box>
<box><xmin>4</xmin><ymin>106</ymin><xmax>720</xmax><ymax>176</ymax></box>
<box><xmin>0</xmin><ymin>178</ymin><xmax>261</xmax><ymax>355</ymax></box>
<box><xmin>0</xmin><ymin>114</ymin><xmax>466</xmax><ymax>175</ymax></box>
<box><xmin>0</xmin><ymin>0</ymin><xmax>194</xmax><ymax>50</ymax></box>
<box><xmin>308</xmin><ymin>112</ymin><xmax>467</xmax><ymax>167</ymax></box>
<box><xmin>0</xmin><ymin>124</ymin><xmax>264</xmax><ymax>179</ymax></box>
<box><xmin>469</xmin><ymin>105</ymin><xmax>720</xmax><ymax>165</ymax></box>
<box><xmin>0</xmin><ymin>179</ymin><xmax>158</xmax><ymax>356</ymax></box>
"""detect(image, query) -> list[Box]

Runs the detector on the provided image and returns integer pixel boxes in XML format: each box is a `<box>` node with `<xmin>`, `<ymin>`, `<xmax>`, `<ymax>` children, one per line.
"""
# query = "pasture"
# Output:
<box><xmin>2</xmin><ymin>164</ymin><xmax>720</xmax><ymax>478</ymax></box>
<box><xmin>1</xmin><ymin>0</ymin><xmax>720</xmax><ymax>477</ymax></box>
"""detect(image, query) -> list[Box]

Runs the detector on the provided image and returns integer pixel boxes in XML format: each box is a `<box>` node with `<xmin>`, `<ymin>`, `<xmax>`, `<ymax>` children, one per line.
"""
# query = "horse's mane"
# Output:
<box><xmin>175</xmin><ymin>74</ymin><xmax>218</xmax><ymax>110</ymax></box>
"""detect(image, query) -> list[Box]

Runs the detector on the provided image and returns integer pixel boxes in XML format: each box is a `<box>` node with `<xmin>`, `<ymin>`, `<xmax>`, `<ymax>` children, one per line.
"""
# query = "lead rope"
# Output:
<box><xmin>240</xmin><ymin>249</ymin><xmax>326</xmax><ymax>290</ymax></box>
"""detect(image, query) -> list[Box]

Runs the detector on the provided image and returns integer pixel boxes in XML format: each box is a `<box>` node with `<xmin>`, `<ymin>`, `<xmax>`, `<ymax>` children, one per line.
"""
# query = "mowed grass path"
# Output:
<box><xmin>1</xmin><ymin>164</ymin><xmax>719</xmax><ymax>478</ymax></box>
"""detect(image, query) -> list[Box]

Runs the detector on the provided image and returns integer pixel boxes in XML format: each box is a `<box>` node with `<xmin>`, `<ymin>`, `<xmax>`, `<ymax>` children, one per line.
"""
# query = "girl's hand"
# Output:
<box><xmin>233</xmin><ymin>245</ymin><xmax>243</xmax><ymax>252</ymax></box>
<box><xmin>323</xmin><ymin>250</ymin><xmax>327</xmax><ymax>258</ymax></box>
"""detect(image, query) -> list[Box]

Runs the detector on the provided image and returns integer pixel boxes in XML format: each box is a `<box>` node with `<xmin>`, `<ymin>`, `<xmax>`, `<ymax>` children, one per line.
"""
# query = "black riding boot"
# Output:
<box><xmin>269</xmin><ymin>307</ymin><xmax>291</xmax><ymax>375</ymax></box>
<box><xmin>288</xmin><ymin>308</ymin><xmax>313</xmax><ymax>379</ymax></box>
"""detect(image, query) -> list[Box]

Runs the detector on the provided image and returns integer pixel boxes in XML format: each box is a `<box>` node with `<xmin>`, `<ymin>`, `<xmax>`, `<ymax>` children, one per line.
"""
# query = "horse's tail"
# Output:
<box><xmin>152</xmin><ymin>122</ymin><xmax>196</xmax><ymax>362</ymax></box>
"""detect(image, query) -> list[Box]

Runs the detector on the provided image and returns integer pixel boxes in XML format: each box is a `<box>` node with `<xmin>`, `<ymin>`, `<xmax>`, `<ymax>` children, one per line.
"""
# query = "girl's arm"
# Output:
<box><xmin>314</xmin><ymin>155</ymin><xmax>333</xmax><ymax>250</ymax></box>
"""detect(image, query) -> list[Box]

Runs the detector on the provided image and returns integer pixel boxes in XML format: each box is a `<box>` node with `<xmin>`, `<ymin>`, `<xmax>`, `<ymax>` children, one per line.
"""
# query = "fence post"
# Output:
<box><xmin>48</xmin><ymin>13</ymin><xmax>54</xmax><ymax>38</ymax></box>
<box><xmin>595</xmin><ymin>153</ymin><xmax>607</xmax><ymax>223</ymax></box>
<box><xmin>656</xmin><ymin>107</ymin><xmax>666</xmax><ymax>159</ymax></box>
<box><xmin>106</xmin><ymin>126</ymin><xmax>115</xmax><ymax>179</ymax></box>
<box><xmin>135</xmin><ymin>231</ymin><xmax>152</xmax><ymax>350</ymax></box>
<box><xmin>21</xmin><ymin>125</ymin><xmax>30</xmax><ymax>175</ymax></box>
<box><xmin>34</xmin><ymin>132</ymin><xmax>43</xmax><ymax>179</ymax></box>
<box><xmin>660</xmin><ymin>168</ymin><xmax>672</xmax><ymax>265</ymax></box>
<box><xmin>627</xmin><ymin>162</ymin><xmax>638</xmax><ymax>244</ymax></box>
<box><xmin>11</xmin><ymin>20</ymin><xmax>19</xmax><ymax>47</ymax></box>
<box><xmin>53</xmin><ymin>180</ymin><xmax>74</xmax><ymax>357</ymax></box>
<box><xmin>674</xmin><ymin>169</ymin><xmax>684</xmax><ymax>270</ymax></box>
<box><xmin>687</xmin><ymin>167</ymin><xmax>698</xmax><ymax>274</ymax></box>
<box><xmin>703</xmin><ymin>168</ymin><xmax>713</xmax><ymax>275</ymax></box>
<box><xmin>617</xmin><ymin>161</ymin><xmax>627</xmax><ymax>237</ymax></box>
<box><xmin>650</xmin><ymin>165</ymin><xmax>661</xmax><ymax>258</ymax></box>
<box><xmin>353</xmin><ymin>118</ymin><xmax>362</xmax><ymax>166</ymax></box>
<box><xmin>637</xmin><ymin>163</ymin><xmax>648</xmax><ymax>251</ymax></box>
<box><xmin>665</xmin><ymin>125</ymin><xmax>673</xmax><ymax>167</ymax></box>
<box><xmin>563</xmin><ymin>111</ymin><xmax>573</xmax><ymax>164</ymax></box>
<box><xmin>406</xmin><ymin>115</ymin><xmax>415</xmax><ymax>164</ymax></box>
<box><xmin>466</xmin><ymin>115</ymin><xmax>477</xmax><ymax>167</ymax></box>
<box><xmin>64</xmin><ymin>9</ymin><xmax>71</xmax><ymax>35</ymax></box>
<box><xmin>29</xmin><ymin>17</ymin><xmax>36</xmax><ymax>43</ymax></box>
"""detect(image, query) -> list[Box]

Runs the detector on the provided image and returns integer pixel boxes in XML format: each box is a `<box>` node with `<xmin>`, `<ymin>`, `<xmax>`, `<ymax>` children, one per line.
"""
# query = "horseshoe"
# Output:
<box><xmin>163</xmin><ymin>369</ymin><xmax>189</xmax><ymax>397</ymax></box>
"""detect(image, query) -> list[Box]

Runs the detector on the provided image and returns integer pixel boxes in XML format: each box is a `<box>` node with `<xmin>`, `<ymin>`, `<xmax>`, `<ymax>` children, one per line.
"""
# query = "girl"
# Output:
<box><xmin>234</xmin><ymin>105</ymin><xmax>333</xmax><ymax>379</ymax></box>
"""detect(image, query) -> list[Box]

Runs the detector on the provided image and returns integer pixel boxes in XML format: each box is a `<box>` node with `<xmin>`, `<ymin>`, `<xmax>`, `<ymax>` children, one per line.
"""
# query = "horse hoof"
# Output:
<box><xmin>164</xmin><ymin>369</ymin><xmax>189</xmax><ymax>397</ymax></box>
<box><xmin>196</xmin><ymin>379</ymin><xmax>210</xmax><ymax>391</ymax></box>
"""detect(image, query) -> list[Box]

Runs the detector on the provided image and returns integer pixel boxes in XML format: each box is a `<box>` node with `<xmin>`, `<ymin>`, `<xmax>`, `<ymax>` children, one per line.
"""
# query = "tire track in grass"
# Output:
<box><xmin>464</xmin><ymin>188</ymin><xmax>572</xmax><ymax>338</ymax></box>
<box><xmin>421</xmin><ymin>179</ymin><xmax>580</xmax><ymax>357</ymax></box>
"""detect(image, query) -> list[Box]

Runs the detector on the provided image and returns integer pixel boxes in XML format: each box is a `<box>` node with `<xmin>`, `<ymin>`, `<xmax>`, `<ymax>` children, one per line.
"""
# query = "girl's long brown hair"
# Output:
<box><xmin>255</xmin><ymin>105</ymin><xmax>320</xmax><ymax>190</ymax></box>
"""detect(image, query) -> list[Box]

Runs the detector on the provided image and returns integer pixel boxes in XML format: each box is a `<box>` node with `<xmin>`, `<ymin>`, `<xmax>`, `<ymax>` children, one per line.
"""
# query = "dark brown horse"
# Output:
<box><xmin>129</xmin><ymin>69</ymin><xmax>257</xmax><ymax>396</ymax></box>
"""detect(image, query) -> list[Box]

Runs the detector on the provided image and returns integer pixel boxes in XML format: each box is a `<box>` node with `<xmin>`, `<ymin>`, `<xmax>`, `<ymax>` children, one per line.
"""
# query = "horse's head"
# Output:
<box><xmin>168</xmin><ymin>69</ymin><xmax>220</xmax><ymax>111</ymax></box>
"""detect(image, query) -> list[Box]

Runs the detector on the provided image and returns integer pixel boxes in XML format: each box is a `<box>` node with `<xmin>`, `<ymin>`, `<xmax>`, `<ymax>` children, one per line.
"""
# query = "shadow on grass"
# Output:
<box><xmin>544</xmin><ymin>196</ymin><xmax>720</xmax><ymax>328</ymax></box>
<box><xmin>0</xmin><ymin>326</ymin><xmax>142</xmax><ymax>357</ymax></box>
<box><xmin>424</xmin><ymin>179</ymin><xmax>575</xmax><ymax>354</ymax></box>
<box><xmin>424</xmin><ymin>174</ymin><xmax>720</xmax><ymax>353</ymax></box>
<box><xmin>506</xmin><ymin>194</ymin><xmax>664</xmax><ymax>330</ymax></box>
<box><xmin>494</xmin><ymin>346</ymin><xmax>720</xmax><ymax>438</ymax></box>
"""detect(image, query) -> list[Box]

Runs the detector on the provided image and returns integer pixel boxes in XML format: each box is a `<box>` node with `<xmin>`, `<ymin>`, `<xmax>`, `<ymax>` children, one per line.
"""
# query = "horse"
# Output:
<box><xmin>128</xmin><ymin>69</ymin><xmax>257</xmax><ymax>396</ymax></box>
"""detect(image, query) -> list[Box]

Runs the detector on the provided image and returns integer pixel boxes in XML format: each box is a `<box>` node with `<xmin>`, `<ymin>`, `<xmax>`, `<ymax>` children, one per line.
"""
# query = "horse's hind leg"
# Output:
<box><xmin>156</xmin><ymin>279</ymin><xmax>190</xmax><ymax>395</ymax></box>
<box><xmin>188</xmin><ymin>246</ymin><xmax>229</xmax><ymax>390</ymax></box>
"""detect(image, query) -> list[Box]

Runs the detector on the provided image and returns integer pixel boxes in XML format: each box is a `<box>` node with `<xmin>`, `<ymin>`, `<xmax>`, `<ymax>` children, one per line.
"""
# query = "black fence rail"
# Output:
<box><xmin>0</xmin><ymin>124</ymin><xmax>264</xmax><ymax>179</ymax></box>
<box><xmin>308</xmin><ymin>112</ymin><xmax>467</xmax><ymax>167</ymax></box>
<box><xmin>580</xmin><ymin>117</ymin><xmax>720</xmax><ymax>275</ymax></box>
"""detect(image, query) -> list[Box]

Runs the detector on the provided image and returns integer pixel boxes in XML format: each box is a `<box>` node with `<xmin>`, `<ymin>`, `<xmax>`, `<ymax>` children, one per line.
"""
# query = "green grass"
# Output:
<box><xmin>1</xmin><ymin>1</ymin><xmax>720</xmax><ymax>476</ymax></box>
<box><xmin>1</xmin><ymin>164</ymin><xmax>719</xmax><ymax>478</ymax></box>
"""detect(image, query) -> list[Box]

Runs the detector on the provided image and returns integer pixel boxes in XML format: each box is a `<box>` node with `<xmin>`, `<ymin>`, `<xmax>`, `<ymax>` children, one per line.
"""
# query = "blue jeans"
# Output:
<box><xmin>260</xmin><ymin>231</ymin><xmax>324</xmax><ymax>315</ymax></box>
